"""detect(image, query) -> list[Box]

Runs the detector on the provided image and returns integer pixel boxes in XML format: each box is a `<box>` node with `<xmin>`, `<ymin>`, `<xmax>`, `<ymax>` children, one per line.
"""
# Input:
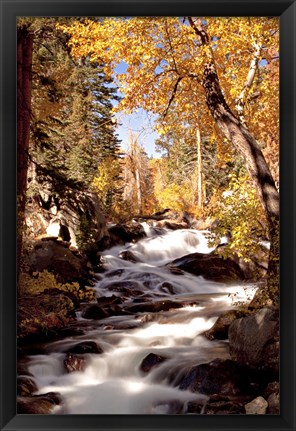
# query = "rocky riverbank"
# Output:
<box><xmin>17</xmin><ymin>218</ymin><xmax>278</xmax><ymax>415</ymax></box>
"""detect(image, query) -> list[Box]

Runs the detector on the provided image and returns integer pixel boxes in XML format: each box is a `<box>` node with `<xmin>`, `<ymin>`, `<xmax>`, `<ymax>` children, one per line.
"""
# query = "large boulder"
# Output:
<box><xmin>25</xmin><ymin>187</ymin><xmax>107</xmax><ymax>249</ymax></box>
<box><xmin>228</xmin><ymin>308</ymin><xmax>279</xmax><ymax>373</ymax></box>
<box><xmin>168</xmin><ymin>251</ymin><xmax>245</xmax><ymax>282</ymax></box>
<box><xmin>98</xmin><ymin>221</ymin><xmax>146</xmax><ymax>250</ymax></box>
<box><xmin>26</xmin><ymin>239</ymin><xmax>89</xmax><ymax>283</ymax></box>
<box><xmin>204</xmin><ymin>309</ymin><xmax>250</xmax><ymax>340</ymax></box>
<box><xmin>179</xmin><ymin>358</ymin><xmax>250</xmax><ymax>396</ymax></box>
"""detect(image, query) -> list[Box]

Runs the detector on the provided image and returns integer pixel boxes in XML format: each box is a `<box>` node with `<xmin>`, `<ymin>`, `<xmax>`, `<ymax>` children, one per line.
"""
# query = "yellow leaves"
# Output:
<box><xmin>208</xmin><ymin>172</ymin><xmax>268</xmax><ymax>263</ymax></box>
<box><xmin>58</xmin><ymin>16</ymin><xmax>278</xmax><ymax>181</ymax></box>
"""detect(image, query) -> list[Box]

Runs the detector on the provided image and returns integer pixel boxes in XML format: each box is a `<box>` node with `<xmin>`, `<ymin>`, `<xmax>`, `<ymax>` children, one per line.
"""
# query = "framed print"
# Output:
<box><xmin>1</xmin><ymin>0</ymin><xmax>295</xmax><ymax>430</ymax></box>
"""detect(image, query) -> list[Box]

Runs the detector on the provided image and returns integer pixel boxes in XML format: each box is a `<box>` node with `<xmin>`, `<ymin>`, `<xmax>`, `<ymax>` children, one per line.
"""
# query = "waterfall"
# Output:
<box><xmin>24</xmin><ymin>227</ymin><xmax>258</xmax><ymax>414</ymax></box>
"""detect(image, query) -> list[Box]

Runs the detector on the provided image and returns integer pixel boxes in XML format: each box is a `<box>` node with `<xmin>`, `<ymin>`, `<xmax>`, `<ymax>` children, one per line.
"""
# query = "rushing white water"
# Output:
<box><xmin>25</xmin><ymin>226</ymin><xmax>258</xmax><ymax>414</ymax></box>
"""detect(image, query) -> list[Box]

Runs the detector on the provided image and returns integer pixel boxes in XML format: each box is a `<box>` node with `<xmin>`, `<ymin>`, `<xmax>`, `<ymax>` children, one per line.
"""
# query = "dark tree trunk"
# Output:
<box><xmin>17</xmin><ymin>26</ymin><xmax>33</xmax><ymax>294</ymax></box>
<box><xmin>188</xmin><ymin>18</ymin><xmax>279</xmax><ymax>305</ymax></box>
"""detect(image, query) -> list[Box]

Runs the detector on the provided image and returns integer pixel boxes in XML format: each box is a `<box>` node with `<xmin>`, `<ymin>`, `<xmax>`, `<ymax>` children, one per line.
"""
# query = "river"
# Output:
<box><xmin>25</xmin><ymin>225</ymin><xmax>258</xmax><ymax>414</ymax></box>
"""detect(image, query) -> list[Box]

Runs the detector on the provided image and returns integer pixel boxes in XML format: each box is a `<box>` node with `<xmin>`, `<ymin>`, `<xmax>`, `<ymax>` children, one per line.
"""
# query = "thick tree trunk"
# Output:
<box><xmin>188</xmin><ymin>17</ymin><xmax>279</xmax><ymax>304</ymax></box>
<box><xmin>17</xmin><ymin>26</ymin><xmax>33</xmax><ymax>293</ymax></box>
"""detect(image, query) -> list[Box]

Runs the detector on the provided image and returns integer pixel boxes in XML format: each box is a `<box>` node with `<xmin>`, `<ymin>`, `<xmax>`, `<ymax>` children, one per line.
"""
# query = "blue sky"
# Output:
<box><xmin>111</xmin><ymin>61</ymin><xmax>161</xmax><ymax>158</ymax></box>
<box><xmin>115</xmin><ymin>110</ymin><xmax>161</xmax><ymax>158</ymax></box>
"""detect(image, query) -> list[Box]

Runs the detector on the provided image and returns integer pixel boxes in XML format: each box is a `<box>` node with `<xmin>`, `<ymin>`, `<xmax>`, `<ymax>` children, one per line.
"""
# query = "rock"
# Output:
<box><xmin>179</xmin><ymin>358</ymin><xmax>250</xmax><ymax>396</ymax></box>
<box><xmin>97</xmin><ymin>295</ymin><xmax>123</xmax><ymax>306</ymax></box>
<box><xmin>168</xmin><ymin>252</ymin><xmax>245</xmax><ymax>282</ymax></box>
<box><xmin>17</xmin><ymin>392</ymin><xmax>63</xmax><ymax>414</ymax></box>
<box><xmin>119</xmin><ymin>250</ymin><xmax>142</xmax><ymax>262</ymax></box>
<box><xmin>152</xmin><ymin>400</ymin><xmax>184</xmax><ymax>414</ymax></box>
<box><xmin>104</xmin><ymin>280</ymin><xmax>143</xmax><ymax>296</ymax></box>
<box><xmin>245</xmin><ymin>396</ymin><xmax>268</xmax><ymax>414</ymax></box>
<box><xmin>64</xmin><ymin>353</ymin><xmax>87</xmax><ymax>373</ymax></box>
<box><xmin>228</xmin><ymin>308</ymin><xmax>279</xmax><ymax>373</ymax></box>
<box><xmin>104</xmin><ymin>222</ymin><xmax>146</xmax><ymax>247</ymax></box>
<box><xmin>187</xmin><ymin>395</ymin><xmax>246</xmax><ymax>414</ymax></box>
<box><xmin>140</xmin><ymin>353</ymin><xmax>168</xmax><ymax>373</ymax></box>
<box><xmin>125</xmin><ymin>299</ymin><xmax>183</xmax><ymax>314</ymax></box>
<box><xmin>264</xmin><ymin>381</ymin><xmax>279</xmax><ymax>399</ymax></box>
<box><xmin>81</xmin><ymin>304</ymin><xmax>109</xmax><ymax>320</ymax></box>
<box><xmin>217</xmin><ymin>244</ymin><xmax>268</xmax><ymax>280</ymax></box>
<box><xmin>204</xmin><ymin>309</ymin><xmax>248</xmax><ymax>340</ymax></box>
<box><xmin>65</xmin><ymin>341</ymin><xmax>103</xmax><ymax>354</ymax></box>
<box><xmin>264</xmin><ymin>381</ymin><xmax>280</xmax><ymax>414</ymax></box>
<box><xmin>25</xmin><ymin>188</ymin><xmax>107</xmax><ymax>250</ymax></box>
<box><xmin>159</xmin><ymin>282</ymin><xmax>176</xmax><ymax>294</ymax></box>
<box><xmin>157</xmin><ymin>220</ymin><xmax>189</xmax><ymax>230</ymax></box>
<box><xmin>27</xmin><ymin>239</ymin><xmax>88</xmax><ymax>283</ymax></box>
<box><xmin>17</xmin><ymin>376</ymin><xmax>38</xmax><ymax>396</ymax></box>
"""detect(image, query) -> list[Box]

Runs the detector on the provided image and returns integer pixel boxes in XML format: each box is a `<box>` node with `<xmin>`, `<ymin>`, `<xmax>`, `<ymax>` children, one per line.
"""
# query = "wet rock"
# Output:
<box><xmin>204</xmin><ymin>309</ymin><xmax>248</xmax><ymax>340</ymax></box>
<box><xmin>81</xmin><ymin>304</ymin><xmax>109</xmax><ymax>320</ymax></box>
<box><xmin>104</xmin><ymin>280</ymin><xmax>143</xmax><ymax>297</ymax></box>
<box><xmin>179</xmin><ymin>358</ymin><xmax>250</xmax><ymax>396</ymax></box>
<box><xmin>152</xmin><ymin>399</ymin><xmax>184</xmax><ymax>414</ymax></box>
<box><xmin>119</xmin><ymin>250</ymin><xmax>142</xmax><ymax>263</ymax></box>
<box><xmin>228</xmin><ymin>308</ymin><xmax>279</xmax><ymax>373</ymax></box>
<box><xmin>159</xmin><ymin>282</ymin><xmax>176</xmax><ymax>294</ymax></box>
<box><xmin>97</xmin><ymin>295</ymin><xmax>123</xmax><ymax>306</ymax></box>
<box><xmin>64</xmin><ymin>353</ymin><xmax>87</xmax><ymax>373</ymax></box>
<box><xmin>125</xmin><ymin>299</ymin><xmax>183</xmax><ymax>314</ymax></box>
<box><xmin>245</xmin><ymin>396</ymin><xmax>268</xmax><ymax>414</ymax></box>
<box><xmin>17</xmin><ymin>376</ymin><xmax>38</xmax><ymax>396</ymax></box>
<box><xmin>104</xmin><ymin>269</ymin><xmax>126</xmax><ymax>278</ymax></box>
<box><xmin>140</xmin><ymin>353</ymin><xmax>168</xmax><ymax>373</ymax></box>
<box><xmin>168</xmin><ymin>252</ymin><xmax>245</xmax><ymax>282</ymax></box>
<box><xmin>66</xmin><ymin>341</ymin><xmax>103</xmax><ymax>354</ymax></box>
<box><xmin>107</xmin><ymin>222</ymin><xmax>146</xmax><ymax>246</ymax></box>
<box><xmin>17</xmin><ymin>392</ymin><xmax>63</xmax><ymax>414</ymax></box>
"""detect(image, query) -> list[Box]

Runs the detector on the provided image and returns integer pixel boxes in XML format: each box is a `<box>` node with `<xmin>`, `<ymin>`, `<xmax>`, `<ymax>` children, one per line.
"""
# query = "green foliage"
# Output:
<box><xmin>27</xmin><ymin>17</ymin><xmax>122</xmax><ymax>199</ymax></box>
<box><xmin>207</xmin><ymin>173</ymin><xmax>268</xmax><ymax>262</ymax></box>
<box><xmin>76</xmin><ymin>214</ymin><xmax>96</xmax><ymax>252</ymax></box>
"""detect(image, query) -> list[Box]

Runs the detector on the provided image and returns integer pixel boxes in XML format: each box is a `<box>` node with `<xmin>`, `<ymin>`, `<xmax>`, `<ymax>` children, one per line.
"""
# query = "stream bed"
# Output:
<box><xmin>23</xmin><ymin>226</ymin><xmax>258</xmax><ymax>414</ymax></box>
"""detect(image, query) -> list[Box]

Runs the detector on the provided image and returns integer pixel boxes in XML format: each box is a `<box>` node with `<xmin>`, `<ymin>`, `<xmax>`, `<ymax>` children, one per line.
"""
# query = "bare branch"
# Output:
<box><xmin>162</xmin><ymin>76</ymin><xmax>182</xmax><ymax>118</ymax></box>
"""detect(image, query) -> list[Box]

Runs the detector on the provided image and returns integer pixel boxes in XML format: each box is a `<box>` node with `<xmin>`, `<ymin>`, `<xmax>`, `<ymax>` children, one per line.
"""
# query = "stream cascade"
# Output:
<box><xmin>24</xmin><ymin>223</ymin><xmax>258</xmax><ymax>414</ymax></box>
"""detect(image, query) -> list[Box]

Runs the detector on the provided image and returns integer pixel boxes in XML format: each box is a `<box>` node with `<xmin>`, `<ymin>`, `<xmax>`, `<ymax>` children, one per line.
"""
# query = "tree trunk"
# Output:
<box><xmin>188</xmin><ymin>17</ymin><xmax>279</xmax><ymax>304</ymax></box>
<box><xmin>196</xmin><ymin>128</ymin><xmax>203</xmax><ymax>209</ymax></box>
<box><xmin>17</xmin><ymin>26</ymin><xmax>33</xmax><ymax>293</ymax></box>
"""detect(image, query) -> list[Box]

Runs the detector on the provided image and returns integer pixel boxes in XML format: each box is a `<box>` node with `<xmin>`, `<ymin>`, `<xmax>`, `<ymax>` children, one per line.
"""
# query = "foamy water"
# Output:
<box><xmin>25</xmin><ymin>225</ymin><xmax>257</xmax><ymax>414</ymax></box>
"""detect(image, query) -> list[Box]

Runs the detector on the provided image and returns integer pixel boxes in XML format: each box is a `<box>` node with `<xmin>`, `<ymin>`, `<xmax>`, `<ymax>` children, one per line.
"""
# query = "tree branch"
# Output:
<box><xmin>236</xmin><ymin>41</ymin><xmax>262</xmax><ymax>125</ymax></box>
<box><xmin>162</xmin><ymin>76</ymin><xmax>182</xmax><ymax>118</ymax></box>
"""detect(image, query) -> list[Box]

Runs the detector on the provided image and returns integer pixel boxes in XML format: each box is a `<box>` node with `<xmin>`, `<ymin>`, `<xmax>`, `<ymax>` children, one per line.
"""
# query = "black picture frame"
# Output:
<box><xmin>1</xmin><ymin>0</ymin><xmax>295</xmax><ymax>430</ymax></box>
